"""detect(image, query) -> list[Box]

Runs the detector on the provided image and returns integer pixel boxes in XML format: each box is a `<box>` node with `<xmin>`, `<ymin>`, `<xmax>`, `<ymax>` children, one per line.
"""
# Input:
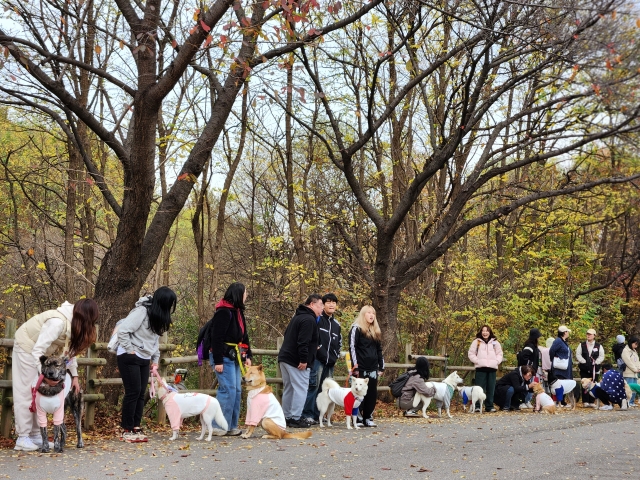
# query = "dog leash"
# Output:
<box><xmin>29</xmin><ymin>374</ymin><xmax>45</xmax><ymax>413</ymax></box>
<box><xmin>149</xmin><ymin>368</ymin><xmax>176</xmax><ymax>399</ymax></box>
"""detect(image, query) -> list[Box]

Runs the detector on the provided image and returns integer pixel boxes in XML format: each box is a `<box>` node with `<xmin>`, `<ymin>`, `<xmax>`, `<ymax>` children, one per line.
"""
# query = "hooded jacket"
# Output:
<box><xmin>316</xmin><ymin>312</ymin><xmax>342</xmax><ymax>367</ymax></box>
<box><xmin>517</xmin><ymin>341</ymin><xmax>541</xmax><ymax>371</ymax></box>
<box><xmin>117</xmin><ymin>296</ymin><xmax>161</xmax><ymax>364</ymax></box>
<box><xmin>494</xmin><ymin>367</ymin><xmax>531</xmax><ymax>408</ymax></box>
<box><xmin>278</xmin><ymin>305</ymin><xmax>319</xmax><ymax>368</ymax></box>
<box><xmin>349</xmin><ymin>325</ymin><xmax>384</xmax><ymax>373</ymax></box>
<box><xmin>468</xmin><ymin>337</ymin><xmax>503</xmax><ymax>370</ymax></box>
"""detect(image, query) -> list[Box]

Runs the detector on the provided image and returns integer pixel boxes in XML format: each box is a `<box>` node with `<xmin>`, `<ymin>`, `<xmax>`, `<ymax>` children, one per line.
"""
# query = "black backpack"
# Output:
<box><xmin>516</xmin><ymin>346</ymin><xmax>534</xmax><ymax>366</ymax></box>
<box><xmin>389</xmin><ymin>371</ymin><xmax>412</xmax><ymax>398</ymax></box>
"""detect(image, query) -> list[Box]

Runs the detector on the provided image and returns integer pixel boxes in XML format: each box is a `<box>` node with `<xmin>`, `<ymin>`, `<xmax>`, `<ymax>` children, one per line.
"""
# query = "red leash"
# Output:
<box><xmin>29</xmin><ymin>374</ymin><xmax>45</xmax><ymax>413</ymax></box>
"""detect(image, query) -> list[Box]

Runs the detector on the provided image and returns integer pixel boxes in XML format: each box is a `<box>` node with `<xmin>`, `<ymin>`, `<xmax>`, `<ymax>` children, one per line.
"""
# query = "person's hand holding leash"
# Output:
<box><xmin>71</xmin><ymin>376</ymin><xmax>80</xmax><ymax>394</ymax></box>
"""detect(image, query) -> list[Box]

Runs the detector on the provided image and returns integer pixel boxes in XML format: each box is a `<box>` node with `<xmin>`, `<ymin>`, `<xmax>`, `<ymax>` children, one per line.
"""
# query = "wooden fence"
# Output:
<box><xmin>1</xmin><ymin>316</ymin><xmax>542</xmax><ymax>439</ymax></box>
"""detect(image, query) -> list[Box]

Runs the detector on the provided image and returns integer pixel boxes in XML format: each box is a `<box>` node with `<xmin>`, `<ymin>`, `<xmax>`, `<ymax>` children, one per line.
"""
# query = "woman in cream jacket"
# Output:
<box><xmin>12</xmin><ymin>299</ymin><xmax>98</xmax><ymax>451</ymax></box>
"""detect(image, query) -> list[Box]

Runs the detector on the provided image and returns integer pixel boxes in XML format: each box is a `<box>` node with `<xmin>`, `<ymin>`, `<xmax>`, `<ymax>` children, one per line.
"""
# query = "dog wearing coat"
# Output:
<box><xmin>412</xmin><ymin>371</ymin><xmax>463</xmax><ymax>419</ymax></box>
<box><xmin>316</xmin><ymin>377</ymin><xmax>369</xmax><ymax>429</ymax></box>
<box><xmin>34</xmin><ymin>355</ymin><xmax>84</xmax><ymax>453</ymax></box>
<box><xmin>457</xmin><ymin>385</ymin><xmax>486</xmax><ymax>413</ymax></box>
<box><xmin>156</xmin><ymin>381</ymin><xmax>227</xmax><ymax>441</ymax></box>
<box><xmin>241</xmin><ymin>365</ymin><xmax>312</xmax><ymax>439</ymax></box>
<box><xmin>532</xmin><ymin>382</ymin><xmax>556</xmax><ymax>414</ymax></box>
<box><xmin>579</xmin><ymin>378</ymin><xmax>602</xmax><ymax>409</ymax></box>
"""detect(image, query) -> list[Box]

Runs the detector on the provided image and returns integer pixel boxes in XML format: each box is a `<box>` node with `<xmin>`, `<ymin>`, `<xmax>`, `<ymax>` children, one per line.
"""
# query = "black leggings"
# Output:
<box><xmin>592</xmin><ymin>386</ymin><xmax>622</xmax><ymax>407</ymax></box>
<box><xmin>360</xmin><ymin>374</ymin><xmax>378</xmax><ymax>421</ymax></box>
<box><xmin>117</xmin><ymin>353</ymin><xmax>150</xmax><ymax>430</ymax></box>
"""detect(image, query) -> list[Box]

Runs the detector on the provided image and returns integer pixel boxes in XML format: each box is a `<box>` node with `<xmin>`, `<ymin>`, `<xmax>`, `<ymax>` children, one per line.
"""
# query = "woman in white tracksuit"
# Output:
<box><xmin>12</xmin><ymin>299</ymin><xmax>98</xmax><ymax>451</ymax></box>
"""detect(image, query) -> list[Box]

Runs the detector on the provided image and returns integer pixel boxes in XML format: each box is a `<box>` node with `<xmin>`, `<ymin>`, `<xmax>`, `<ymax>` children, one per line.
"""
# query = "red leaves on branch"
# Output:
<box><xmin>220</xmin><ymin>35</ymin><xmax>228</xmax><ymax>48</ymax></box>
<box><xmin>327</xmin><ymin>2</ymin><xmax>342</xmax><ymax>14</ymax></box>
<box><xmin>200</xmin><ymin>20</ymin><xmax>211</xmax><ymax>32</ymax></box>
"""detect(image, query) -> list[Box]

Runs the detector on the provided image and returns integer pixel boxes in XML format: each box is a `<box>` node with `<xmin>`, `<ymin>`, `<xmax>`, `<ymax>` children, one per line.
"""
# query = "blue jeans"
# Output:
<box><xmin>210</xmin><ymin>354</ymin><xmax>241</xmax><ymax>430</ymax></box>
<box><xmin>624</xmin><ymin>377</ymin><xmax>637</xmax><ymax>404</ymax></box>
<box><xmin>525</xmin><ymin>392</ymin><xmax>533</xmax><ymax>404</ymax></box>
<box><xmin>302</xmin><ymin>359</ymin><xmax>334</xmax><ymax>420</ymax></box>
<box><xmin>503</xmin><ymin>386</ymin><xmax>515</xmax><ymax>410</ymax></box>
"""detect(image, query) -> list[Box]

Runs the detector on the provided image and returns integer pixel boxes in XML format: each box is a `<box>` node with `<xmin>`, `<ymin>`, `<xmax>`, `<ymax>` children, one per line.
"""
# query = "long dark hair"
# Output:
<box><xmin>147</xmin><ymin>286</ymin><xmax>176</xmax><ymax>336</ymax></box>
<box><xmin>414</xmin><ymin>356</ymin><xmax>430</xmax><ymax>380</ymax></box>
<box><xmin>475</xmin><ymin>325</ymin><xmax>496</xmax><ymax>341</ymax></box>
<box><xmin>223</xmin><ymin>282</ymin><xmax>246</xmax><ymax>311</ymax></box>
<box><xmin>68</xmin><ymin>298</ymin><xmax>98</xmax><ymax>357</ymax></box>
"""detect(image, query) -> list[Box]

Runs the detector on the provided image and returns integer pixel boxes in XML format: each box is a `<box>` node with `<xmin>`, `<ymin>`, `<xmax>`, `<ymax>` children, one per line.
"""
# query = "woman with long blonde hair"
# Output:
<box><xmin>348</xmin><ymin>305</ymin><xmax>385</xmax><ymax>427</ymax></box>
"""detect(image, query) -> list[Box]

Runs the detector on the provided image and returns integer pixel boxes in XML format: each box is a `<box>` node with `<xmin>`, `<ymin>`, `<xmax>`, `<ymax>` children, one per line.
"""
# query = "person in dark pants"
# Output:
<box><xmin>468</xmin><ymin>325</ymin><xmax>503</xmax><ymax>412</ymax></box>
<box><xmin>349</xmin><ymin>305</ymin><xmax>384</xmax><ymax>427</ymax></box>
<box><xmin>575</xmin><ymin>328</ymin><xmax>604</xmax><ymax>407</ymax></box>
<box><xmin>494</xmin><ymin>365</ymin><xmax>535</xmax><ymax>411</ymax></box>
<box><xmin>117</xmin><ymin>287</ymin><xmax>176</xmax><ymax>443</ymax></box>
<box><xmin>301</xmin><ymin>293</ymin><xmax>341</xmax><ymax>424</ymax></box>
<box><xmin>517</xmin><ymin>328</ymin><xmax>542</xmax><ymax>409</ymax></box>
<box><xmin>588</xmin><ymin>363</ymin><xmax>628</xmax><ymax>410</ymax></box>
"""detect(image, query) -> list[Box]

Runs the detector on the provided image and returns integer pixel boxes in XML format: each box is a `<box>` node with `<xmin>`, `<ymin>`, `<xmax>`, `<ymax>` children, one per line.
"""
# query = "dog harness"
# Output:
<box><xmin>245</xmin><ymin>387</ymin><xmax>287</xmax><ymax>430</ymax></box>
<box><xmin>33</xmin><ymin>373</ymin><xmax>71</xmax><ymax>427</ymax></box>
<box><xmin>162</xmin><ymin>392</ymin><xmax>212</xmax><ymax>431</ymax></box>
<box><xmin>327</xmin><ymin>387</ymin><xmax>363</xmax><ymax>416</ymax></box>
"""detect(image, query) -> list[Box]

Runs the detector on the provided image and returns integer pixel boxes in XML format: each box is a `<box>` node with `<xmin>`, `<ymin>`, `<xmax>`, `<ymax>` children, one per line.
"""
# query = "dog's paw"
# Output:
<box><xmin>241</xmin><ymin>433</ymin><xmax>250</xmax><ymax>439</ymax></box>
<box><xmin>76</xmin><ymin>441</ymin><xmax>84</xmax><ymax>449</ymax></box>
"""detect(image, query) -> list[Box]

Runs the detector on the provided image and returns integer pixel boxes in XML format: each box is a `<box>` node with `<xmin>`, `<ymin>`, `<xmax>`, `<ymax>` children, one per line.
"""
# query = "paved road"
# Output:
<box><xmin>0</xmin><ymin>408</ymin><xmax>639</xmax><ymax>480</ymax></box>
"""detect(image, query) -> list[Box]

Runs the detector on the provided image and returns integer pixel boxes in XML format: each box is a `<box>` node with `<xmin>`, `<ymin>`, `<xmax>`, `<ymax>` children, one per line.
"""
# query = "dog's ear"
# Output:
<box><xmin>257</xmin><ymin>364</ymin><xmax>263</xmax><ymax>371</ymax></box>
<box><xmin>364</xmin><ymin>378</ymin><xmax>369</xmax><ymax>384</ymax></box>
<box><xmin>40</xmin><ymin>355</ymin><xmax>47</xmax><ymax>365</ymax></box>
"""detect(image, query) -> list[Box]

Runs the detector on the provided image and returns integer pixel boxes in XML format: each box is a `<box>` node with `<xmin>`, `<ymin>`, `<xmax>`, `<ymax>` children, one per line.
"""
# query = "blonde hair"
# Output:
<box><xmin>353</xmin><ymin>305</ymin><xmax>382</xmax><ymax>341</ymax></box>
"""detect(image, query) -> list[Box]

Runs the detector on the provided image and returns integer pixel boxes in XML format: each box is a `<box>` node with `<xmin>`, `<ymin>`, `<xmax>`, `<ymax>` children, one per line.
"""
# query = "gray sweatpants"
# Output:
<box><xmin>280</xmin><ymin>362</ymin><xmax>310</xmax><ymax>420</ymax></box>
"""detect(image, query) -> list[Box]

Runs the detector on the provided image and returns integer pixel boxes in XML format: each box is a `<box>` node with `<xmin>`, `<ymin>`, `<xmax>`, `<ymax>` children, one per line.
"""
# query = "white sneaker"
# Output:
<box><xmin>621</xmin><ymin>399</ymin><xmax>628</xmax><ymax>410</ymax></box>
<box><xmin>582</xmin><ymin>403</ymin><xmax>592</xmax><ymax>408</ymax></box>
<box><xmin>28</xmin><ymin>435</ymin><xmax>43</xmax><ymax>447</ymax></box>
<box><xmin>211</xmin><ymin>428</ymin><xmax>227</xmax><ymax>436</ymax></box>
<box><xmin>628</xmin><ymin>402</ymin><xmax>636</xmax><ymax>407</ymax></box>
<box><xmin>524</xmin><ymin>402</ymin><xmax>534</xmax><ymax>409</ymax></box>
<box><xmin>519</xmin><ymin>403</ymin><xmax>528</xmax><ymax>410</ymax></box>
<box><xmin>14</xmin><ymin>436</ymin><xmax>39</xmax><ymax>451</ymax></box>
<box><xmin>599</xmin><ymin>404</ymin><xmax>613</xmax><ymax>411</ymax></box>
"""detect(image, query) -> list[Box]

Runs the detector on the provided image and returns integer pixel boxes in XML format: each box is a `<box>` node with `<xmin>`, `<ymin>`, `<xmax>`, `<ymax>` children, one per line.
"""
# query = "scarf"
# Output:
<box><xmin>216</xmin><ymin>299</ymin><xmax>245</xmax><ymax>336</ymax></box>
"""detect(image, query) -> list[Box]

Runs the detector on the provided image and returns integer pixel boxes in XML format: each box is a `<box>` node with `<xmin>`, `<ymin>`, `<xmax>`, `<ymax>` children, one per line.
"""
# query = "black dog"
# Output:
<box><xmin>37</xmin><ymin>355</ymin><xmax>84</xmax><ymax>453</ymax></box>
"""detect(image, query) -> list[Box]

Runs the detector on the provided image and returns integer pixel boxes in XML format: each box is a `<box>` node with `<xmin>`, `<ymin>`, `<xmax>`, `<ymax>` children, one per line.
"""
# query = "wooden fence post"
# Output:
<box><xmin>157</xmin><ymin>332</ymin><xmax>168</xmax><ymax>425</ymax></box>
<box><xmin>405</xmin><ymin>343</ymin><xmax>413</xmax><ymax>364</ymax></box>
<box><xmin>274</xmin><ymin>336</ymin><xmax>283</xmax><ymax>402</ymax></box>
<box><xmin>84</xmin><ymin>326</ymin><xmax>98</xmax><ymax>430</ymax></box>
<box><xmin>1</xmin><ymin>318</ymin><xmax>16</xmax><ymax>438</ymax></box>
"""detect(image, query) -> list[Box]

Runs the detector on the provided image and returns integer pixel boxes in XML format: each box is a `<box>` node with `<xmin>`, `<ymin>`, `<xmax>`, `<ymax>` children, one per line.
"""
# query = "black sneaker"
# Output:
<box><xmin>285</xmin><ymin>417</ymin><xmax>293</xmax><ymax>427</ymax></box>
<box><xmin>288</xmin><ymin>418</ymin><xmax>308</xmax><ymax>428</ymax></box>
<box><xmin>302</xmin><ymin>417</ymin><xmax>318</xmax><ymax>426</ymax></box>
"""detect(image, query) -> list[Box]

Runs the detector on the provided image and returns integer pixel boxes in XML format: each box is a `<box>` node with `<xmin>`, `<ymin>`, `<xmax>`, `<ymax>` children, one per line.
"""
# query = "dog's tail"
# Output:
<box><xmin>321</xmin><ymin>377</ymin><xmax>340</xmax><ymax>394</ymax></box>
<box><xmin>283</xmin><ymin>430</ymin><xmax>312</xmax><ymax>439</ymax></box>
<box><xmin>213</xmin><ymin>403</ymin><xmax>229</xmax><ymax>431</ymax></box>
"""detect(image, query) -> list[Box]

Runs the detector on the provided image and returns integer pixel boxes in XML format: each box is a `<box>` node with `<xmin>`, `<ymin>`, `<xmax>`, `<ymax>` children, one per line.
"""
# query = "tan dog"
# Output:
<box><xmin>532</xmin><ymin>383</ymin><xmax>556</xmax><ymax>414</ymax></box>
<box><xmin>241</xmin><ymin>365</ymin><xmax>312</xmax><ymax>440</ymax></box>
<box><xmin>580</xmin><ymin>378</ymin><xmax>602</xmax><ymax>409</ymax></box>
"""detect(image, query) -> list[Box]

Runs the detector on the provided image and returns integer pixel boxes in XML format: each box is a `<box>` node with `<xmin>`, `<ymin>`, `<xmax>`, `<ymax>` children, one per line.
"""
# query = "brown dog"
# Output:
<box><xmin>532</xmin><ymin>383</ymin><xmax>556</xmax><ymax>414</ymax></box>
<box><xmin>241</xmin><ymin>365</ymin><xmax>311</xmax><ymax>440</ymax></box>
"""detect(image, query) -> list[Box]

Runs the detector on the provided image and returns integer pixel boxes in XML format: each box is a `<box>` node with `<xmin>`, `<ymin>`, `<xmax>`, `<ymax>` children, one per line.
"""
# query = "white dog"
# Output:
<box><xmin>316</xmin><ymin>377</ymin><xmax>369</xmax><ymax>429</ymax></box>
<box><xmin>457</xmin><ymin>385</ymin><xmax>487</xmax><ymax>413</ymax></box>
<box><xmin>156</xmin><ymin>381</ymin><xmax>228</xmax><ymax>441</ymax></box>
<box><xmin>412</xmin><ymin>371</ymin><xmax>464</xmax><ymax>419</ymax></box>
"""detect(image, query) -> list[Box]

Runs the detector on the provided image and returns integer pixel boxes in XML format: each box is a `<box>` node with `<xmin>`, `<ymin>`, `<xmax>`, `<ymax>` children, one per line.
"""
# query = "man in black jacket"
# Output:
<box><xmin>301</xmin><ymin>293</ymin><xmax>342</xmax><ymax>425</ymax></box>
<box><xmin>277</xmin><ymin>294</ymin><xmax>323</xmax><ymax>428</ymax></box>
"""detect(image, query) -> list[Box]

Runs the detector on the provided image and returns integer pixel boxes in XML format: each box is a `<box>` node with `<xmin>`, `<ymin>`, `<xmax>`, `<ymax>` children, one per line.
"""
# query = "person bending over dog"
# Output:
<box><xmin>399</xmin><ymin>357</ymin><xmax>436</xmax><ymax>417</ymax></box>
<box><xmin>116</xmin><ymin>287</ymin><xmax>176</xmax><ymax>443</ymax></box>
<box><xmin>494</xmin><ymin>365</ymin><xmax>535</xmax><ymax>411</ymax></box>
<box><xmin>205</xmin><ymin>283</ymin><xmax>253</xmax><ymax>437</ymax></box>
<box><xmin>349</xmin><ymin>305</ymin><xmax>385</xmax><ymax>427</ymax></box>
<box><xmin>12</xmin><ymin>299</ymin><xmax>98</xmax><ymax>451</ymax></box>
<box><xmin>588</xmin><ymin>363</ymin><xmax>628</xmax><ymax>411</ymax></box>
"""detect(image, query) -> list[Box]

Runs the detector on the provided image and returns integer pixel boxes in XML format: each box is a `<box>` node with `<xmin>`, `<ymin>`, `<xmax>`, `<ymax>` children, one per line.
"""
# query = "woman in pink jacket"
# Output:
<box><xmin>468</xmin><ymin>325</ymin><xmax>503</xmax><ymax>412</ymax></box>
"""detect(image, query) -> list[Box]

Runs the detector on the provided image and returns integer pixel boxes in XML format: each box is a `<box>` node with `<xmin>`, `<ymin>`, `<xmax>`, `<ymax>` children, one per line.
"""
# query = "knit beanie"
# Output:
<box><xmin>616</xmin><ymin>335</ymin><xmax>625</xmax><ymax>344</ymax></box>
